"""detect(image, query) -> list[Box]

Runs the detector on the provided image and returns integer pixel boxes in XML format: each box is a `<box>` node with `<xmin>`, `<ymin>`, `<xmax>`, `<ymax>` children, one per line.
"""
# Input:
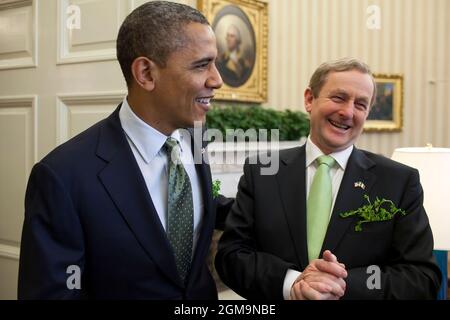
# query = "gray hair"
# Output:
<box><xmin>308</xmin><ymin>57</ymin><xmax>377</xmax><ymax>107</ymax></box>
<box><xmin>227</xmin><ymin>24</ymin><xmax>241</xmax><ymax>44</ymax></box>
<box><xmin>116</xmin><ymin>1</ymin><xmax>209</xmax><ymax>87</ymax></box>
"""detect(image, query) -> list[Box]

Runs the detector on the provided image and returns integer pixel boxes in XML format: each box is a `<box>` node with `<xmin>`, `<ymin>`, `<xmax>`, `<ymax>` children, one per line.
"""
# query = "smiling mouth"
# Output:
<box><xmin>329</xmin><ymin>119</ymin><xmax>351</xmax><ymax>130</ymax></box>
<box><xmin>195</xmin><ymin>96</ymin><xmax>213</xmax><ymax>106</ymax></box>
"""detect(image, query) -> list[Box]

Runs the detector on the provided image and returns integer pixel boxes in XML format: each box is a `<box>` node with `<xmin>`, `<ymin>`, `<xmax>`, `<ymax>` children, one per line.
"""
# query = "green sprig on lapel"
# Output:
<box><xmin>212</xmin><ymin>180</ymin><xmax>221</xmax><ymax>199</ymax></box>
<box><xmin>340</xmin><ymin>194</ymin><xmax>407</xmax><ymax>231</ymax></box>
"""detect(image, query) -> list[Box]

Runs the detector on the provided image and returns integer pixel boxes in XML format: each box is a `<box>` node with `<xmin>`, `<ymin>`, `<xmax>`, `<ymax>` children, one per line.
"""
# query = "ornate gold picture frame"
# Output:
<box><xmin>365</xmin><ymin>74</ymin><xmax>403</xmax><ymax>132</ymax></box>
<box><xmin>198</xmin><ymin>0</ymin><xmax>268</xmax><ymax>103</ymax></box>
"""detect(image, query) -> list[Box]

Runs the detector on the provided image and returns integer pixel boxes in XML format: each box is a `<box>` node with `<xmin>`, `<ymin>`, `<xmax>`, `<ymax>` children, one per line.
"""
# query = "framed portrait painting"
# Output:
<box><xmin>198</xmin><ymin>0</ymin><xmax>268</xmax><ymax>103</ymax></box>
<box><xmin>364</xmin><ymin>74</ymin><xmax>404</xmax><ymax>132</ymax></box>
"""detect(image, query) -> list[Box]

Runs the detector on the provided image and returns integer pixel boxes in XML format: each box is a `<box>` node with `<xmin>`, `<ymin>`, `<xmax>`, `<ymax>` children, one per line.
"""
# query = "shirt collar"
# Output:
<box><xmin>119</xmin><ymin>97</ymin><xmax>183</xmax><ymax>164</ymax></box>
<box><xmin>305</xmin><ymin>136</ymin><xmax>353</xmax><ymax>170</ymax></box>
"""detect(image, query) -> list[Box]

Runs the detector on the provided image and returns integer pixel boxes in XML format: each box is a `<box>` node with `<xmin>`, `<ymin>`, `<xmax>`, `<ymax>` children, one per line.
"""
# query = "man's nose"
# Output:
<box><xmin>207</xmin><ymin>63</ymin><xmax>223</xmax><ymax>89</ymax></box>
<box><xmin>338</xmin><ymin>101</ymin><xmax>355</xmax><ymax>118</ymax></box>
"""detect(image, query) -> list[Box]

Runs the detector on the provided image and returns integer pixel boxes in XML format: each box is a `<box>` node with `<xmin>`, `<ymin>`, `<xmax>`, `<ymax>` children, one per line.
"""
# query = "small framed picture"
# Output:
<box><xmin>198</xmin><ymin>0</ymin><xmax>268</xmax><ymax>103</ymax></box>
<box><xmin>365</xmin><ymin>74</ymin><xmax>403</xmax><ymax>132</ymax></box>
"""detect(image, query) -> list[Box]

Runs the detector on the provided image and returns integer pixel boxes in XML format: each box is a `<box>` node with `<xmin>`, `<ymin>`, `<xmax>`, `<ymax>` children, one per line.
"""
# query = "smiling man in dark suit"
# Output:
<box><xmin>18</xmin><ymin>1</ymin><xmax>233</xmax><ymax>299</ymax></box>
<box><xmin>215</xmin><ymin>58</ymin><xmax>441</xmax><ymax>300</ymax></box>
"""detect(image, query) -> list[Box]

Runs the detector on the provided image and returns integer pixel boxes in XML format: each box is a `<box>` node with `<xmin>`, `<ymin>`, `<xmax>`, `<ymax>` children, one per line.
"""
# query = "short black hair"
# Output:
<box><xmin>116</xmin><ymin>1</ymin><xmax>209</xmax><ymax>87</ymax></box>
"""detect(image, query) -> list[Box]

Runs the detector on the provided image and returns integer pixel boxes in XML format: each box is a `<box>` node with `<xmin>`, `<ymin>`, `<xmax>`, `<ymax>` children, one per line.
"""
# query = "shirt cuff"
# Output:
<box><xmin>283</xmin><ymin>269</ymin><xmax>301</xmax><ymax>300</ymax></box>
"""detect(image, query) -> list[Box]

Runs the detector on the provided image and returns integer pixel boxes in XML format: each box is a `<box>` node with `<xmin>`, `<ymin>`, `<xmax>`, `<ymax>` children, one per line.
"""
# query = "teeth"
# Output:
<box><xmin>330</xmin><ymin>120</ymin><xmax>350</xmax><ymax>130</ymax></box>
<box><xmin>196</xmin><ymin>97</ymin><xmax>211</xmax><ymax>104</ymax></box>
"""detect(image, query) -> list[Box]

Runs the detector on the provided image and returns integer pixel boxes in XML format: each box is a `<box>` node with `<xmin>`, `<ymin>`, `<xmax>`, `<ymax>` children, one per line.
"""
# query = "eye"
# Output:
<box><xmin>195</xmin><ymin>62</ymin><xmax>210</xmax><ymax>70</ymax></box>
<box><xmin>355</xmin><ymin>102</ymin><xmax>368</xmax><ymax>110</ymax></box>
<box><xmin>331</xmin><ymin>96</ymin><xmax>344</xmax><ymax>102</ymax></box>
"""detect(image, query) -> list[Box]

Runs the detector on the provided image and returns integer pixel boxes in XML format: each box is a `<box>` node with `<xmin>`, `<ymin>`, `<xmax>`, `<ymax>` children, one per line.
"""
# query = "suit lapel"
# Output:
<box><xmin>96</xmin><ymin>106</ymin><xmax>183</xmax><ymax>288</ymax></box>
<box><xmin>321</xmin><ymin>148</ymin><xmax>377</xmax><ymax>254</ymax></box>
<box><xmin>276</xmin><ymin>146</ymin><xmax>309</xmax><ymax>270</ymax></box>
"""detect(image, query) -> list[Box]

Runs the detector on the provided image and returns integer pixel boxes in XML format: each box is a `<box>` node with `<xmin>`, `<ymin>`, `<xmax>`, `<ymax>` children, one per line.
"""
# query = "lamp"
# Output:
<box><xmin>392</xmin><ymin>146</ymin><xmax>450</xmax><ymax>300</ymax></box>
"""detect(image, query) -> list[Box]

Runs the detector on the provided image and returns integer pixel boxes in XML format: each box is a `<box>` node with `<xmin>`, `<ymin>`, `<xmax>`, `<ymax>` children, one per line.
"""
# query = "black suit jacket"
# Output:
<box><xmin>18</xmin><ymin>105</ymin><xmax>233</xmax><ymax>299</ymax></box>
<box><xmin>215</xmin><ymin>145</ymin><xmax>441</xmax><ymax>299</ymax></box>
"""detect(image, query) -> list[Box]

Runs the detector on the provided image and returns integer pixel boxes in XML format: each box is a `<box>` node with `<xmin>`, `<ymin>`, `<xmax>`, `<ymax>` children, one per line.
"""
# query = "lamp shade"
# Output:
<box><xmin>391</xmin><ymin>147</ymin><xmax>450</xmax><ymax>250</ymax></box>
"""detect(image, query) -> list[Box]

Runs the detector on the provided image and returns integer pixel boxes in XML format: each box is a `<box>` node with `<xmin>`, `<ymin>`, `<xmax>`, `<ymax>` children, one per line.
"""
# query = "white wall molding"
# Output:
<box><xmin>0</xmin><ymin>0</ymin><xmax>37</xmax><ymax>70</ymax></box>
<box><xmin>56</xmin><ymin>91</ymin><xmax>126</xmax><ymax>144</ymax></box>
<box><xmin>0</xmin><ymin>95</ymin><xmax>38</xmax><ymax>165</ymax></box>
<box><xmin>56</xmin><ymin>0</ymin><xmax>131</xmax><ymax>65</ymax></box>
<box><xmin>0</xmin><ymin>243</ymin><xmax>20</xmax><ymax>261</ymax></box>
<box><xmin>0</xmin><ymin>95</ymin><xmax>37</xmax><ymax>247</ymax></box>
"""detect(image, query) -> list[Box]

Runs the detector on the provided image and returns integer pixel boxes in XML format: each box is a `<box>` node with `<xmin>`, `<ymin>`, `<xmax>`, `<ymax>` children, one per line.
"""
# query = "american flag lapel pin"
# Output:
<box><xmin>354</xmin><ymin>181</ymin><xmax>366</xmax><ymax>190</ymax></box>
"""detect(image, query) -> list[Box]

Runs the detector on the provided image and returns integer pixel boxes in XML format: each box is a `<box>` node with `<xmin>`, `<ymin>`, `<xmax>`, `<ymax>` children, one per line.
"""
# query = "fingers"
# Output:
<box><xmin>322</xmin><ymin>250</ymin><xmax>337</xmax><ymax>262</ymax></box>
<box><xmin>308</xmin><ymin>281</ymin><xmax>333</xmax><ymax>293</ymax></box>
<box><xmin>314</xmin><ymin>259</ymin><xmax>347</xmax><ymax>279</ymax></box>
<box><xmin>299</xmin><ymin>281</ymin><xmax>319</xmax><ymax>300</ymax></box>
<box><xmin>300</xmin><ymin>281</ymin><xmax>337</xmax><ymax>300</ymax></box>
<box><xmin>299</xmin><ymin>251</ymin><xmax>347</xmax><ymax>298</ymax></box>
<box><xmin>293</xmin><ymin>252</ymin><xmax>347</xmax><ymax>300</ymax></box>
<box><xmin>302</xmin><ymin>273</ymin><xmax>346</xmax><ymax>297</ymax></box>
<box><xmin>290</xmin><ymin>278</ymin><xmax>342</xmax><ymax>300</ymax></box>
<box><xmin>322</xmin><ymin>250</ymin><xmax>346</xmax><ymax>268</ymax></box>
<box><xmin>290</xmin><ymin>280</ymin><xmax>317</xmax><ymax>300</ymax></box>
<box><xmin>290</xmin><ymin>280</ymin><xmax>303</xmax><ymax>300</ymax></box>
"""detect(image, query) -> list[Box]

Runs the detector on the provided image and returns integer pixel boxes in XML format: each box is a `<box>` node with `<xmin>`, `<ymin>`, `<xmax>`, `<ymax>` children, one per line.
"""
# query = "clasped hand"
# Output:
<box><xmin>290</xmin><ymin>250</ymin><xmax>347</xmax><ymax>300</ymax></box>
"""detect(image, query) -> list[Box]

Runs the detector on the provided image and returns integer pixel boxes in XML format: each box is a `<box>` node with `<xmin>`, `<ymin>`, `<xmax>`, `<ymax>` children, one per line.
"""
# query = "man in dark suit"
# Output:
<box><xmin>18</xmin><ymin>1</ymin><xmax>232</xmax><ymax>299</ymax></box>
<box><xmin>215</xmin><ymin>58</ymin><xmax>441</xmax><ymax>300</ymax></box>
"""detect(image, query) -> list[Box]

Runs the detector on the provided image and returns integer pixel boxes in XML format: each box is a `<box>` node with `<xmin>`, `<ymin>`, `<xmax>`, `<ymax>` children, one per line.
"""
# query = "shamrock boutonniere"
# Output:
<box><xmin>212</xmin><ymin>179</ymin><xmax>221</xmax><ymax>199</ymax></box>
<box><xmin>340</xmin><ymin>194</ymin><xmax>408</xmax><ymax>231</ymax></box>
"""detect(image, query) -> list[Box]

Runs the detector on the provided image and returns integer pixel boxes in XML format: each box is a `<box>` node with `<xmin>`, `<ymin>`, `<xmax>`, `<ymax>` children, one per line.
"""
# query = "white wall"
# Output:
<box><xmin>266</xmin><ymin>0</ymin><xmax>450</xmax><ymax>157</ymax></box>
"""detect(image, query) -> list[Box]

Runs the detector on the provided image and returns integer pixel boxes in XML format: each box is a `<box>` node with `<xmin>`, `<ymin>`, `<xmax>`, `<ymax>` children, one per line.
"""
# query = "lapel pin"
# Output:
<box><xmin>354</xmin><ymin>181</ymin><xmax>366</xmax><ymax>190</ymax></box>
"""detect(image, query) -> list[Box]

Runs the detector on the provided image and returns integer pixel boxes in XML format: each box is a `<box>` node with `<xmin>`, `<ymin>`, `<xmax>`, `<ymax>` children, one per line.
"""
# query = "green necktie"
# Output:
<box><xmin>164</xmin><ymin>137</ymin><xmax>193</xmax><ymax>282</ymax></box>
<box><xmin>307</xmin><ymin>155</ymin><xmax>336</xmax><ymax>262</ymax></box>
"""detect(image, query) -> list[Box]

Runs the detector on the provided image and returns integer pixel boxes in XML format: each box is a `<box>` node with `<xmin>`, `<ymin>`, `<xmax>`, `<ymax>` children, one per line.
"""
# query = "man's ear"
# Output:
<box><xmin>131</xmin><ymin>57</ymin><xmax>158</xmax><ymax>91</ymax></box>
<box><xmin>304</xmin><ymin>87</ymin><xmax>314</xmax><ymax>113</ymax></box>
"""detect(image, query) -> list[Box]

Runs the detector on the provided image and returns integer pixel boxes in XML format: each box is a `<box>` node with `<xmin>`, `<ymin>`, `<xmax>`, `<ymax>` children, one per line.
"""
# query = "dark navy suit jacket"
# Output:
<box><xmin>18</xmin><ymin>105</ymin><xmax>232</xmax><ymax>299</ymax></box>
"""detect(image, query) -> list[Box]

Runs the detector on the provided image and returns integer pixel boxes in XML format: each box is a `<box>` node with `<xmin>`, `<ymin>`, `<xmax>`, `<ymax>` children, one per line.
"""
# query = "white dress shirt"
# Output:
<box><xmin>119</xmin><ymin>98</ymin><xmax>204</xmax><ymax>254</ymax></box>
<box><xmin>282</xmin><ymin>137</ymin><xmax>353</xmax><ymax>299</ymax></box>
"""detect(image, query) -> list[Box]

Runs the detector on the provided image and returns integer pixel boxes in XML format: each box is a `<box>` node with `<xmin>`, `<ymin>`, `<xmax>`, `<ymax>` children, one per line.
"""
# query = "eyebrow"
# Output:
<box><xmin>329</xmin><ymin>89</ymin><xmax>370</xmax><ymax>103</ymax></box>
<box><xmin>328</xmin><ymin>89</ymin><xmax>348</xmax><ymax>97</ymax></box>
<box><xmin>191</xmin><ymin>57</ymin><xmax>214</xmax><ymax>66</ymax></box>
